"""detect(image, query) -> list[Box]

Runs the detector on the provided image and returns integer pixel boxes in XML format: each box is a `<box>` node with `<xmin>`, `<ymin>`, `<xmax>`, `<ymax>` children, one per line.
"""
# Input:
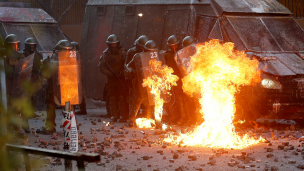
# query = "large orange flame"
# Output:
<box><xmin>136</xmin><ymin>59</ymin><xmax>179</xmax><ymax>128</ymax></box>
<box><xmin>165</xmin><ymin>40</ymin><xmax>261</xmax><ymax>149</ymax></box>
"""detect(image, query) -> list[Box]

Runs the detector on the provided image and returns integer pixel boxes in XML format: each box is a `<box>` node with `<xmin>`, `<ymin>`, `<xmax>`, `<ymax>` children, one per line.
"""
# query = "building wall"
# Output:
<box><xmin>277</xmin><ymin>0</ymin><xmax>304</xmax><ymax>18</ymax></box>
<box><xmin>296</xmin><ymin>19</ymin><xmax>304</xmax><ymax>29</ymax></box>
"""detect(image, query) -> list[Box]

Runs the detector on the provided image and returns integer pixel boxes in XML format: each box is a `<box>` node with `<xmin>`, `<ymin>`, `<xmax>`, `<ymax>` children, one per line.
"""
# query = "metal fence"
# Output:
<box><xmin>277</xmin><ymin>0</ymin><xmax>304</xmax><ymax>18</ymax></box>
<box><xmin>6</xmin><ymin>144</ymin><xmax>100</xmax><ymax>171</ymax></box>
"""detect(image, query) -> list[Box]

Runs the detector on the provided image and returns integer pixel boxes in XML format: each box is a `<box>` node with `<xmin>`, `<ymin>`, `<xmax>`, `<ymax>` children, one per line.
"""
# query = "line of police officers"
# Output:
<box><xmin>2</xmin><ymin>32</ymin><xmax>197</xmax><ymax>136</ymax></box>
<box><xmin>1</xmin><ymin>34</ymin><xmax>85</xmax><ymax>135</ymax></box>
<box><xmin>99</xmin><ymin>34</ymin><xmax>198</xmax><ymax>127</ymax></box>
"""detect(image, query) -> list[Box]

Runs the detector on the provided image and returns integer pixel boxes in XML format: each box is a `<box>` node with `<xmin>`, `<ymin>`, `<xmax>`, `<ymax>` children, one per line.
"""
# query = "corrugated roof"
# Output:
<box><xmin>0</xmin><ymin>7</ymin><xmax>56</xmax><ymax>23</ymax></box>
<box><xmin>87</xmin><ymin>0</ymin><xmax>210</xmax><ymax>5</ymax></box>
<box><xmin>212</xmin><ymin>0</ymin><xmax>291</xmax><ymax>15</ymax></box>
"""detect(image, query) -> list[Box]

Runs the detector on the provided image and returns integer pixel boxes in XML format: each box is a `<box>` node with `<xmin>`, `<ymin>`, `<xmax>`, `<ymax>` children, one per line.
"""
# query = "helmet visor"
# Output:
<box><xmin>169</xmin><ymin>44</ymin><xmax>179</xmax><ymax>52</ymax></box>
<box><xmin>26</xmin><ymin>44</ymin><xmax>37</xmax><ymax>53</ymax></box>
<box><xmin>8</xmin><ymin>42</ymin><xmax>20</xmax><ymax>51</ymax></box>
<box><xmin>108</xmin><ymin>43</ymin><xmax>118</xmax><ymax>48</ymax></box>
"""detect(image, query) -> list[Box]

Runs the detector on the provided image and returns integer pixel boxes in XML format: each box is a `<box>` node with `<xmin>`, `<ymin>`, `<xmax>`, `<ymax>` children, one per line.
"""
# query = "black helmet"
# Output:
<box><xmin>25</xmin><ymin>37</ymin><xmax>37</xmax><ymax>53</ymax></box>
<box><xmin>167</xmin><ymin>35</ymin><xmax>180</xmax><ymax>46</ymax></box>
<box><xmin>5</xmin><ymin>34</ymin><xmax>20</xmax><ymax>45</ymax></box>
<box><xmin>5</xmin><ymin>34</ymin><xmax>20</xmax><ymax>51</ymax></box>
<box><xmin>106</xmin><ymin>34</ymin><xmax>120</xmax><ymax>44</ymax></box>
<box><xmin>182</xmin><ymin>36</ymin><xmax>195</xmax><ymax>47</ymax></box>
<box><xmin>25</xmin><ymin>37</ymin><xmax>37</xmax><ymax>45</ymax></box>
<box><xmin>135</xmin><ymin>35</ymin><xmax>149</xmax><ymax>47</ymax></box>
<box><xmin>144</xmin><ymin>40</ymin><xmax>158</xmax><ymax>52</ymax></box>
<box><xmin>55</xmin><ymin>40</ymin><xmax>73</xmax><ymax>50</ymax></box>
<box><xmin>71</xmin><ymin>41</ymin><xmax>79</xmax><ymax>50</ymax></box>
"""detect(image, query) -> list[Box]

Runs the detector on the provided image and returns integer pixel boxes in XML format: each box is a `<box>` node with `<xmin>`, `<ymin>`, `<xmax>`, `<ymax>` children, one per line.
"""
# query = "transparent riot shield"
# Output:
<box><xmin>11</xmin><ymin>53</ymin><xmax>34</xmax><ymax>98</ymax></box>
<box><xmin>53</xmin><ymin>50</ymin><xmax>83</xmax><ymax>106</ymax></box>
<box><xmin>174</xmin><ymin>44</ymin><xmax>197</xmax><ymax>77</ymax></box>
<box><xmin>134</xmin><ymin>51</ymin><xmax>171</xmax><ymax>106</ymax></box>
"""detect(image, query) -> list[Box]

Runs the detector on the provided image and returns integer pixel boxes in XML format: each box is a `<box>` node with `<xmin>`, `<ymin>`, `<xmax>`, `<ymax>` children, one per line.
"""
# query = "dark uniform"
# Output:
<box><xmin>22</xmin><ymin>37</ymin><xmax>43</xmax><ymax>114</ymax></box>
<box><xmin>3</xmin><ymin>35</ymin><xmax>24</xmax><ymax>98</ymax></box>
<box><xmin>3</xmin><ymin>34</ymin><xmax>28</xmax><ymax>132</ymax></box>
<box><xmin>126</xmin><ymin>40</ymin><xmax>159</xmax><ymax>127</ymax></box>
<box><xmin>125</xmin><ymin>35</ymin><xmax>149</xmax><ymax>119</ymax></box>
<box><xmin>71</xmin><ymin>41</ymin><xmax>87</xmax><ymax>115</ymax></box>
<box><xmin>40</xmin><ymin>40</ymin><xmax>71</xmax><ymax>134</ymax></box>
<box><xmin>163</xmin><ymin>35</ymin><xmax>188</xmax><ymax>125</ymax></box>
<box><xmin>99</xmin><ymin>34</ymin><xmax>128</xmax><ymax>122</ymax></box>
<box><xmin>180</xmin><ymin>36</ymin><xmax>200</xmax><ymax>125</ymax></box>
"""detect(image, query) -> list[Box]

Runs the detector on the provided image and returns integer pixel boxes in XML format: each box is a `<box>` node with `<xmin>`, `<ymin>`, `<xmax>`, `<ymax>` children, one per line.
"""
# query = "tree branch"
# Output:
<box><xmin>57</xmin><ymin>0</ymin><xmax>78</xmax><ymax>26</ymax></box>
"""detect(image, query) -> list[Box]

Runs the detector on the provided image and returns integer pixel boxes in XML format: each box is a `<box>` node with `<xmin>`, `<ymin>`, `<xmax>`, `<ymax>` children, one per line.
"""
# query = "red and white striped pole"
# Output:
<box><xmin>62</xmin><ymin>101</ymin><xmax>72</xmax><ymax>170</ymax></box>
<box><xmin>69</xmin><ymin>110</ymin><xmax>78</xmax><ymax>153</ymax></box>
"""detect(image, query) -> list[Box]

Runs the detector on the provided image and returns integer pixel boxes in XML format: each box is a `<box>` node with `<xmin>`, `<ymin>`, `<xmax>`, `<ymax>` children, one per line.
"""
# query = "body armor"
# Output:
<box><xmin>126</xmin><ymin>50</ymin><xmax>170</xmax><ymax>123</ymax></box>
<box><xmin>98</xmin><ymin>46</ymin><xmax>128</xmax><ymax>121</ymax></box>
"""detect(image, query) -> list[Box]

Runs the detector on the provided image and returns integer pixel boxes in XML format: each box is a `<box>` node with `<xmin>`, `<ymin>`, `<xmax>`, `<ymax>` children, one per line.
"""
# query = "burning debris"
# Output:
<box><xmin>136</xmin><ymin>59</ymin><xmax>179</xmax><ymax>128</ymax></box>
<box><xmin>164</xmin><ymin>40</ymin><xmax>262</xmax><ymax>149</ymax></box>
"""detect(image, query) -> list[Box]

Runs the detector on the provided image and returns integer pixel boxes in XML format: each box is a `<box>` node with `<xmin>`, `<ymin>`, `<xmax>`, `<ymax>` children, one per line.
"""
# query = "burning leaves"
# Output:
<box><xmin>165</xmin><ymin>40</ymin><xmax>261</xmax><ymax>149</ymax></box>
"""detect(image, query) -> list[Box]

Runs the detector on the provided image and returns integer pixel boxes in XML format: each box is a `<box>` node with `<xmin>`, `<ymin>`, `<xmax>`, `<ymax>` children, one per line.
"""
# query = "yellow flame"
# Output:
<box><xmin>162</xmin><ymin>124</ymin><xmax>168</xmax><ymax>130</ymax></box>
<box><xmin>142</xmin><ymin>59</ymin><xmax>179</xmax><ymax>122</ymax></box>
<box><xmin>164</xmin><ymin>40</ymin><xmax>261</xmax><ymax>149</ymax></box>
<box><xmin>136</xmin><ymin>118</ymin><xmax>155</xmax><ymax>128</ymax></box>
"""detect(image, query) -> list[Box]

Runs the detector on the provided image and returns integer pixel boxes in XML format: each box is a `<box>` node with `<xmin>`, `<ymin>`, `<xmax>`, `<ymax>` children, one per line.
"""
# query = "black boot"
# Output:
<box><xmin>109</xmin><ymin>96</ymin><xmax>119</xmax><ymax>122</ymax></box>
<box><xmin>40</xmin><ymin>125</ymin><xmax>56</xmax><ymax>135</ymax></box>
<box><xmin>177</xmin><ymin>101</ymin><xmax>188</xmax><ymax>126</ymax></box>
<box><xmin>155</xmin><ymin>120</ymin><xmax>162</xmax><ymax>129</ymax></box>
<box><xmin>75</xmin><ymin>96</ymin><xmax>87</xmax><ymax>115</ymax></box>
<box><xmin>119</xmin><ymin>96</ymin><xmax>129</xmax><ymax>122</ymax></box>
<box><xmin>128</xmin><ymin>97</ymin><xmax>143</xmax><ymax>126</ymax></box>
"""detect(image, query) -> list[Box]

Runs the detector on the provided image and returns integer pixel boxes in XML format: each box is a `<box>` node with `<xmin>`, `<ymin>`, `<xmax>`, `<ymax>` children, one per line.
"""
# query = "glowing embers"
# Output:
<box><xmin>165</xmin><ymin>40</ymin><xmax>261</xmax><ymax>149</ymax></box>
<box><xmin>136</xmin><ymin>59</ymin><xmax>179</xmax><ymax>128</ymax></box>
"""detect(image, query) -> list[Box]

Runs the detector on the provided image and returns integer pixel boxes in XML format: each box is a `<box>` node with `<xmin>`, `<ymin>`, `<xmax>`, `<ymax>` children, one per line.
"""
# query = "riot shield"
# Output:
<box><xmin>174</xmin><ymin>44</ymin><xmax>197</xmax><ymax>77</ymax></box>
<box><xmin>53</xmin><ymin>50</ymin><xmax>83</xmax><ymax>106</ymax></box>
<box><xmin>134</xmin><ymin>51</ymin><xmax>171</xmax><ymax>106</ymax></box>
<box><xmin>11</xmin><ymin>53</ymin><xmax>34</xmax><ymax>98</ymax></box>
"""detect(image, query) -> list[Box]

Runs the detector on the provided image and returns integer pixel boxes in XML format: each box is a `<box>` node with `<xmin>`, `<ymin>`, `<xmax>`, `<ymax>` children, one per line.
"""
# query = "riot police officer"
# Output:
<box><xmin>125</xmin><ymin>35</ymin><xmax>149</xmax><ymax>67</ymax></box>
<box><xmin>40</xmin><ymin>40</ymin><xmax>72</xmax><ymax>134</ymax></box>
<box><xmin>126</xmin><ymin>40</ymin><xmax>159</xmax><ymax>128</ymax></box>
<box><xmin>71</xmin><ymin>41</ymin><xmax>87</xmax><ymax>115</ymax></box>
<box><xmin>4</xmin><ymin>34</ymin><xmax>23</xmax><ymax>94</ymax></box>
<box><xmin>71</xmin><ymin>41</ymin><xmax>79</xmax><ymax>51</ymax></box>
<box><xmin>99</xmin><ymin>34</ymin><xmax>128</xmax><ymax>122</ymax></box>
<box><xmin>125</xmin><ymin>35</ymin><xmax>149</xmax><ymax>120</ymax></box>
<box><xmin>22</xmin><ymin>37</ymin><xmax>43</xmax><ymax>82</ymax></box>
<box><xmin>181</xmin><ymin>35</ymin><xmax>199</xmax><ymax>125</ymax></box>
<box><xmin>164</xmin><ymin>35</ymin><xmax>188</xmax><ymax>125</ymax></box>
<box><xmin>182</xmin><ymin>36</ymin><xmax>196</xmax><ymax>48</ymax></box>
<box><xmin>22</xmin><ymin>37</ymin><xmax>43</xmax><ymax>113</ymax></box>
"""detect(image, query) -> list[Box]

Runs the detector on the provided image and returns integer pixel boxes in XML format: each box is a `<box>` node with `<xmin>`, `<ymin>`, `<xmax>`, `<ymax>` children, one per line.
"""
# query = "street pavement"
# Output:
<box><xmin>9</xmin><ymin>107</ymin><xmax>304</xmax><ymax>171</ymax></box>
